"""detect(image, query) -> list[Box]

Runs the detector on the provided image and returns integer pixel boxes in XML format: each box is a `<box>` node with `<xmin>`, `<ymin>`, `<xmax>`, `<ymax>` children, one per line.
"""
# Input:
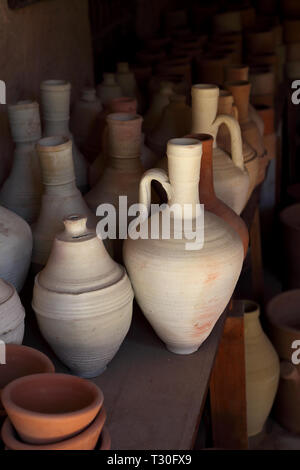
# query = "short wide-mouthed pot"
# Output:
<box><xmin>2</xmin><ymin>407</ymin><xmax>106</xmax><ymax>451</ymax></box>
<box><xmin>0</xmin><ymin>345</ymin><xmax>55</xmax><ymax>410</ymax></box>
<box><xmin>1</xmin><ymin>373</ymin><xmax>104</xmax><ymax>445</ymax></box>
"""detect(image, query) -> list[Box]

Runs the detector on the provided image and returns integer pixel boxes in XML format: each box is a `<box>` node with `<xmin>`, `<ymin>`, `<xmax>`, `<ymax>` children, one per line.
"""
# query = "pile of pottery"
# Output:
<box><xmin>0</xmin><ymin>345</ymin><xmax>110</xmax><ymax>450</ymax></box>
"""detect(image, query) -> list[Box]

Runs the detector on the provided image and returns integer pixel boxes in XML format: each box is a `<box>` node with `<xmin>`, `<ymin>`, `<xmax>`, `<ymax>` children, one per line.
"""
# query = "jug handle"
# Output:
<box><xmin>139</xmin><ymin>168</ymin><xmax>173</xmax><ymax>214</ymax></box>
<box><xmin>213</xmin><ymin>113</ymin><xmax>244</xmax><ymax>172</ymax></box>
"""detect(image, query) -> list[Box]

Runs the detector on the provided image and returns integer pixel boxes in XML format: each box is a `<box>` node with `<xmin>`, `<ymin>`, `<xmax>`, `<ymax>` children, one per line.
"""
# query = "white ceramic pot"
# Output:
<box><xmin>123</xmin><ymin>138</ymin><xmax>244</xmax><ymax>354</ymax></box>
<box><xmin>191</xmin><ymin>84</ymin><xmax>249</xmax><ymax>215</ymax></box>
<box><xmin>0</xmin><ymin>279</ymin><xmax>25</xmax><ymax>344</ymax></box>
<box><xmin>0</xmin><ymin>206</ymin><xmax>32</xmax><ymax>292</ymax></box>
<box><xmin>0</xmin><ymin>101</ymin><xmax>42</xmax><ymax>223</ymax></box>
<box><xmin>40</xmin><ymin>80</ymin><xmax>88</xmax><ymax>193</ymax></box>
<box><xmin>32</xmin><ymin>215</ymin><xmax>134</xmax><ymax>378</ymax></box>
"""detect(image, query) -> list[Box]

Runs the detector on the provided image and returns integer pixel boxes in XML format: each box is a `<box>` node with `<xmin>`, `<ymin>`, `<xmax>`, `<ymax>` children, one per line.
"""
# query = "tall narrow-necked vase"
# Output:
<box><xmin>32</xmin><ymin>137</ymin><xmax>97</xmax><ymax>272</ymax></box>
<box><xmin>191</xmin><ymin>84</ymin><xmax>249</xmax><ymax>215</ymax></box>
<box><xmin>0</xmin><ymin>101</ymin><xmax>42</xmax><ymax>223</ymax></box>
<box><xmin>40</xmin><ymin>80</ymin><xmax>88</xmax><ymax>193</ymax></box>
<box><xmin>123</xmin><ymin>138</ymin><xmax>244</xmax><ymax>354</ymax></box>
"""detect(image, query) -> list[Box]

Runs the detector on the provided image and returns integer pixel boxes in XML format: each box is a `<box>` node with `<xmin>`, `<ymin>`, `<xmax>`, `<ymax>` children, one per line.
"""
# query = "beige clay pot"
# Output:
<box><xmin>0</xmin><ymin>206</ymin><xmax>32</xmax><ymax>292</ymax></box>
<box><xmin>143</xmin><ymin>81</ymin><xmax>174</xmax><ymax>134</ymax></box>
<box><xmin>32</xmin><ymin>137</ymin><xmax>97</xmax><ymax>271</ymax></box>
<box><xmin>40</xmin><ymin>80</ymin><xmax>88</xmax><ymax>193</ymax></box>
<box><xmin>116</xmin><ymin>62</ymin><xmax>139</xmax><ymax>100</ymax></box>
<box><xmin>244</xmin><ymin>300</ymin><xmax>280</xmax><ymax>437</ymax></box>
<box><xmin>124</xmin><ymin>138</ymin><xmax>244</xmax><ymax>354</ymax></box>
<box><xmin>0</xmin><ymin>101</ymin><xmax>42</xmax><ymax>224</ymax></box>
<box><xmin>0</xmin><ymin>279</ymin><xmax>25</xmax><ymax>345</ymax></box>
<box><xmin>191</xmin><ymin>84</ymin><xmax>249</xmax><ymax>215</ymax></box>
<box><xmin>32</xmin><ymin>215</ymin><xmax>134</xmax><ymax>378</ymax></box>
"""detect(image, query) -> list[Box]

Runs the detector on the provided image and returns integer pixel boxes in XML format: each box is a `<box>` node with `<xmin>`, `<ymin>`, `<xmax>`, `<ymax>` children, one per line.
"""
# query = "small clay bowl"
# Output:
<box><xmin>98</xmin><ymin>426</ymin><xmax>111</xmax><ymax>450</ymax></box>
<box><xmin>2</xmin><ymin>407</ymin><xmax>106</xmax><ymax>451</ymax></box>
<box><xmin>1</xmin><ymin>373</ymin><xmax>104</xmax><ymax>445</ymax></box>
<box><xmin>0</xmin><ymin>345</ymin><xmax>55</xmax><ymax>409</ymax></box>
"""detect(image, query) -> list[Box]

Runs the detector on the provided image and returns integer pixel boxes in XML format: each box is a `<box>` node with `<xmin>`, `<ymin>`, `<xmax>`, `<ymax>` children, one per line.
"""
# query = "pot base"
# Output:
<box><xmin>166</xmin><ymin>344</ymin><xmax>199</xmax><ymax>355</ymax></box>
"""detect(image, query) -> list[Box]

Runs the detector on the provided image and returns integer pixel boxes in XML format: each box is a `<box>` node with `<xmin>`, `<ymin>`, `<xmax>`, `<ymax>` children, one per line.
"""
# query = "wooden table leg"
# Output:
<box><xmin>210</xmin><ymin>300</ymin><xmax>248</xmax><ymax>449</ymax></box>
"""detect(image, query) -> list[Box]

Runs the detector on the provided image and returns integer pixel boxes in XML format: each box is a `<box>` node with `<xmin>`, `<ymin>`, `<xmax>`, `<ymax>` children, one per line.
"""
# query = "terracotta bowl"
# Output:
<box><xmin>1</xmin><ymin>373</ymin><xmax>104</xmax><ymax>445</ymax></box>
<box><xmin>98</xmin><ymin>426</ymin><xmax>111</xmax><ymax>450</ymax></box>
<box><xmin>0</xmin><ymin>345</ymin><xmax>55</xmax><ymax>410</ymax></box>
<box><xmin>2</xmin><ymin>407</ymin><xmax>106</xmax><ymax>451</ymax></box>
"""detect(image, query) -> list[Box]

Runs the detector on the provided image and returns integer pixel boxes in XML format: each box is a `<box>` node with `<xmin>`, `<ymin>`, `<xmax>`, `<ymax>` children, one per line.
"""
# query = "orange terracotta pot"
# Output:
<box><xmin>284</xmin><ymin>20</ymin><xmax>300</xmax><ymax>45</ymax></box>
<box><xmin>0</xmin><ymin>345</ymin><xmax>54</xmax><ymax>411</ymax></box>
<box><xmin>225</xmin><ymin>64</ymin><xmax>249</xmax><ymax>82</ymax></box>
<box><xmin>197</xmin><ymin>54</ymin><xmax>232</xmax><ymax>86</ymax></box>
<box><xmin>1</xmin><ymin>373</ymin><xmax>103</xmax><ymax>445</ymax></box>
<box><xmin>246</xmin><ymin>29</ymin><xmax>275</xmax><ymax>55</ymax></box>
<box><xmin>2</xmin><ymin>408</ymin><xmax>106</xmax><ymax>451</ymax></box>
<box><xmin>186</xmin><ymin>133</ymin><xmax>248</xmax><ymax>257</ymax></box>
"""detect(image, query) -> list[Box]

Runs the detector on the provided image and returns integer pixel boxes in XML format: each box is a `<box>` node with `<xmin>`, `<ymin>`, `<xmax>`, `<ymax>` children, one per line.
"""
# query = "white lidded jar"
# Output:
<box><xmin>32</xmin><ymin>215</ymin><xmax>134</xmax><ymax>378</ymax></box>
<box><xmin>123</xmin><ymin>138</ymin><xmax>244</xmax><ymax>354</ymax></box>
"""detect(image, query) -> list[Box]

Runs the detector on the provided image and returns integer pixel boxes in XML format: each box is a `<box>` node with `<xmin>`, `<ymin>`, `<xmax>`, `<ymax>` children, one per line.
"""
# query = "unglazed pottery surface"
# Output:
<box><xmin>0</xmin><ymin>279</ymin><xmax>25</xmax><ymax>345</ymax></box>
<box><xmin>124</xmin><ymin>138</ymin><xmax>244</xmax><ymax>354</ymax></box>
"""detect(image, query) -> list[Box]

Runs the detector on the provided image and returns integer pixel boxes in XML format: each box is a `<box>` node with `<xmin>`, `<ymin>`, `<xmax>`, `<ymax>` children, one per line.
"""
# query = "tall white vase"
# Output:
<box><xmin>0</xmin><ymin>101</ymin><xmax>42</xmax><ymax>223</ymax></box>
<box><xmin>40</xmin><ymin>80</ymin><xmax>88</xmax><ymax>193</ymax></box>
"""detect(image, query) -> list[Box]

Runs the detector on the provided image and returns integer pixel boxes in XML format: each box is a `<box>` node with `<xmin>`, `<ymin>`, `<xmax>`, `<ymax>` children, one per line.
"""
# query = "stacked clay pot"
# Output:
<box><xmin>244</xmin><ymin>300</ymin><xmax>280</xmax><ymax>437</ymax></box>
<box><xmin>0</xmin><ymin>206</ymin><xmax>32</xmax><ymax>292</ymax></box>
<box><xmin>0</xmin><ymin>101</ymin><xmax>42</xmax><ymax>224</ymax></box>
<box><xmin>249</xmin><ymin>68</ymin><xmax>275</xmax><ymax>107</ymax></box>
<box><xmin>32</xmin><ymin>136</ymin><xmax>97</xmax><ymax>272</ymax></box>
<box><xmin>32</xmin><ymin>215</ymin><xmax>134</xmax><ymax>378</ymax></box>
<box><xmin>266</xmin><ymin>290</ymin><xmax>300</xmax><ymax>434</ymax></box>
<box><xmin>0</xmin><ymin>279</ymin><xmax>25</xmax><ymax>345</ymax></box>
<box><xmin>40</xmin><ymin>80</ymin><xmax>88</xmax><ymax>193</ymax></box>
<box><xmin>124</xmin><ymin>138</ymin><xmax>244</xmax><ymax>354</ymax></box>
<box><xmin>191</xmin><ymin>84</ymin><xmax>249</xmax><ymax>215</ymax></box>
<box><xmin>1</xmin><ymin>373</ymin><xmax>109</xmax><ymax>450</ymax></box>
<box><xmin>0</xmin><ymin>344</ymin><xmax>55</xmax><ymax>426</ymax></box>
<box><xmin>96</xmin><ymin>73</ymin><xmax>122</xmax><ymax>106</ymax></box>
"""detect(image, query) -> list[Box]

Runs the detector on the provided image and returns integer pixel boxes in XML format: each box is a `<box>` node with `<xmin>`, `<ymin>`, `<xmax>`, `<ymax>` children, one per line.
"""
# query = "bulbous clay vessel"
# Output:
<box><xmin>2</xmin><ymin>407</ymin><xmax>106</xmax><ymax>450</ymax></box>
<box><xmin>123</xmin><ymin>138</ymin><xmax>244</xmax><ymax>354</ymax></box>
<box><xmin>244</xmin><ymin>300</ymin><xmax>280</xmax><ymax>437</ymax></box>
<box><xmin>40</xmin><ymin>80</ymin><xmax>88</xmax><ymax>193</ymax></box>
<box><xmin>217</xmin><ymin>90</ymin><xmax>258</xmax><ymax>203</ymax></box>
<box><xmin>32</xmin><ymin>137</ymin><xmax>97</xmax><ymax>271</ymax></box>
<box><xmin>71</xmin><ymin>88</ymin><xmax>103</xmax><ymax>148</ymax></box>
<box><xmin>116</xmin><ymin>62</ymin><xmax>139</xmax><ymax>99</ymax></box>
<box><xmin>147</xmin><ymin>95</ymin><xmax>192</xmax><ymax>158</ymax></box>
<box><xmin>0</xmin><ymin>279</ymin><xmax>25</xmax><ymax>345</ymax></box>
<box><xmin>266</xmin><ymin>290</ymin><xmax>300</xmax><ymax>434</ymax></box>
<box><xmin>191</xmin><ymin>84</ymin><xmax>249</xmax><ymax>215</ymax></box>
<box><xmin>0</xmin><ymin>344</ymin><xmax>55</xmax><ymax>410</ymax></box>
<box><xmin>96</xmin><ymin>73</ymin><xmax>122</xmax><ymax>106</ymax></box>
<box><xmin>279</xmin><ymin>204</ymin><xmax>300</xmax><ymax>289</ymax></box>
<box><xmin>0</xmin><ymin>206</ymin><xmax>32</xmax><ymax>292</ymax></box>
<box><xmin>187</xmin><ymin>134</ymin><xmax>248</xmax><ymax>257</ymax></box>
<box><xmin>2</xmin><ymin>373</ymin><xmax>103</xmax><ymax>445</ymax></box>
<box><xmin>32</xmin><ymin>215</ymin><xmax>134</xmax><ymax>377</ymax></box>
<box><xmin>0</xmin><ymin>101</ymin><xmax>42</xmax><ymax>223</ymax></box>
<box><xmin>143</xmin><ymin>81</ymin><xmax>174</xmax><ymax>134</ymax></box>
<box><xmin>225</xmin><ymin>80</ymin><xmax>266</xmax><ymax>186</ymax></box>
